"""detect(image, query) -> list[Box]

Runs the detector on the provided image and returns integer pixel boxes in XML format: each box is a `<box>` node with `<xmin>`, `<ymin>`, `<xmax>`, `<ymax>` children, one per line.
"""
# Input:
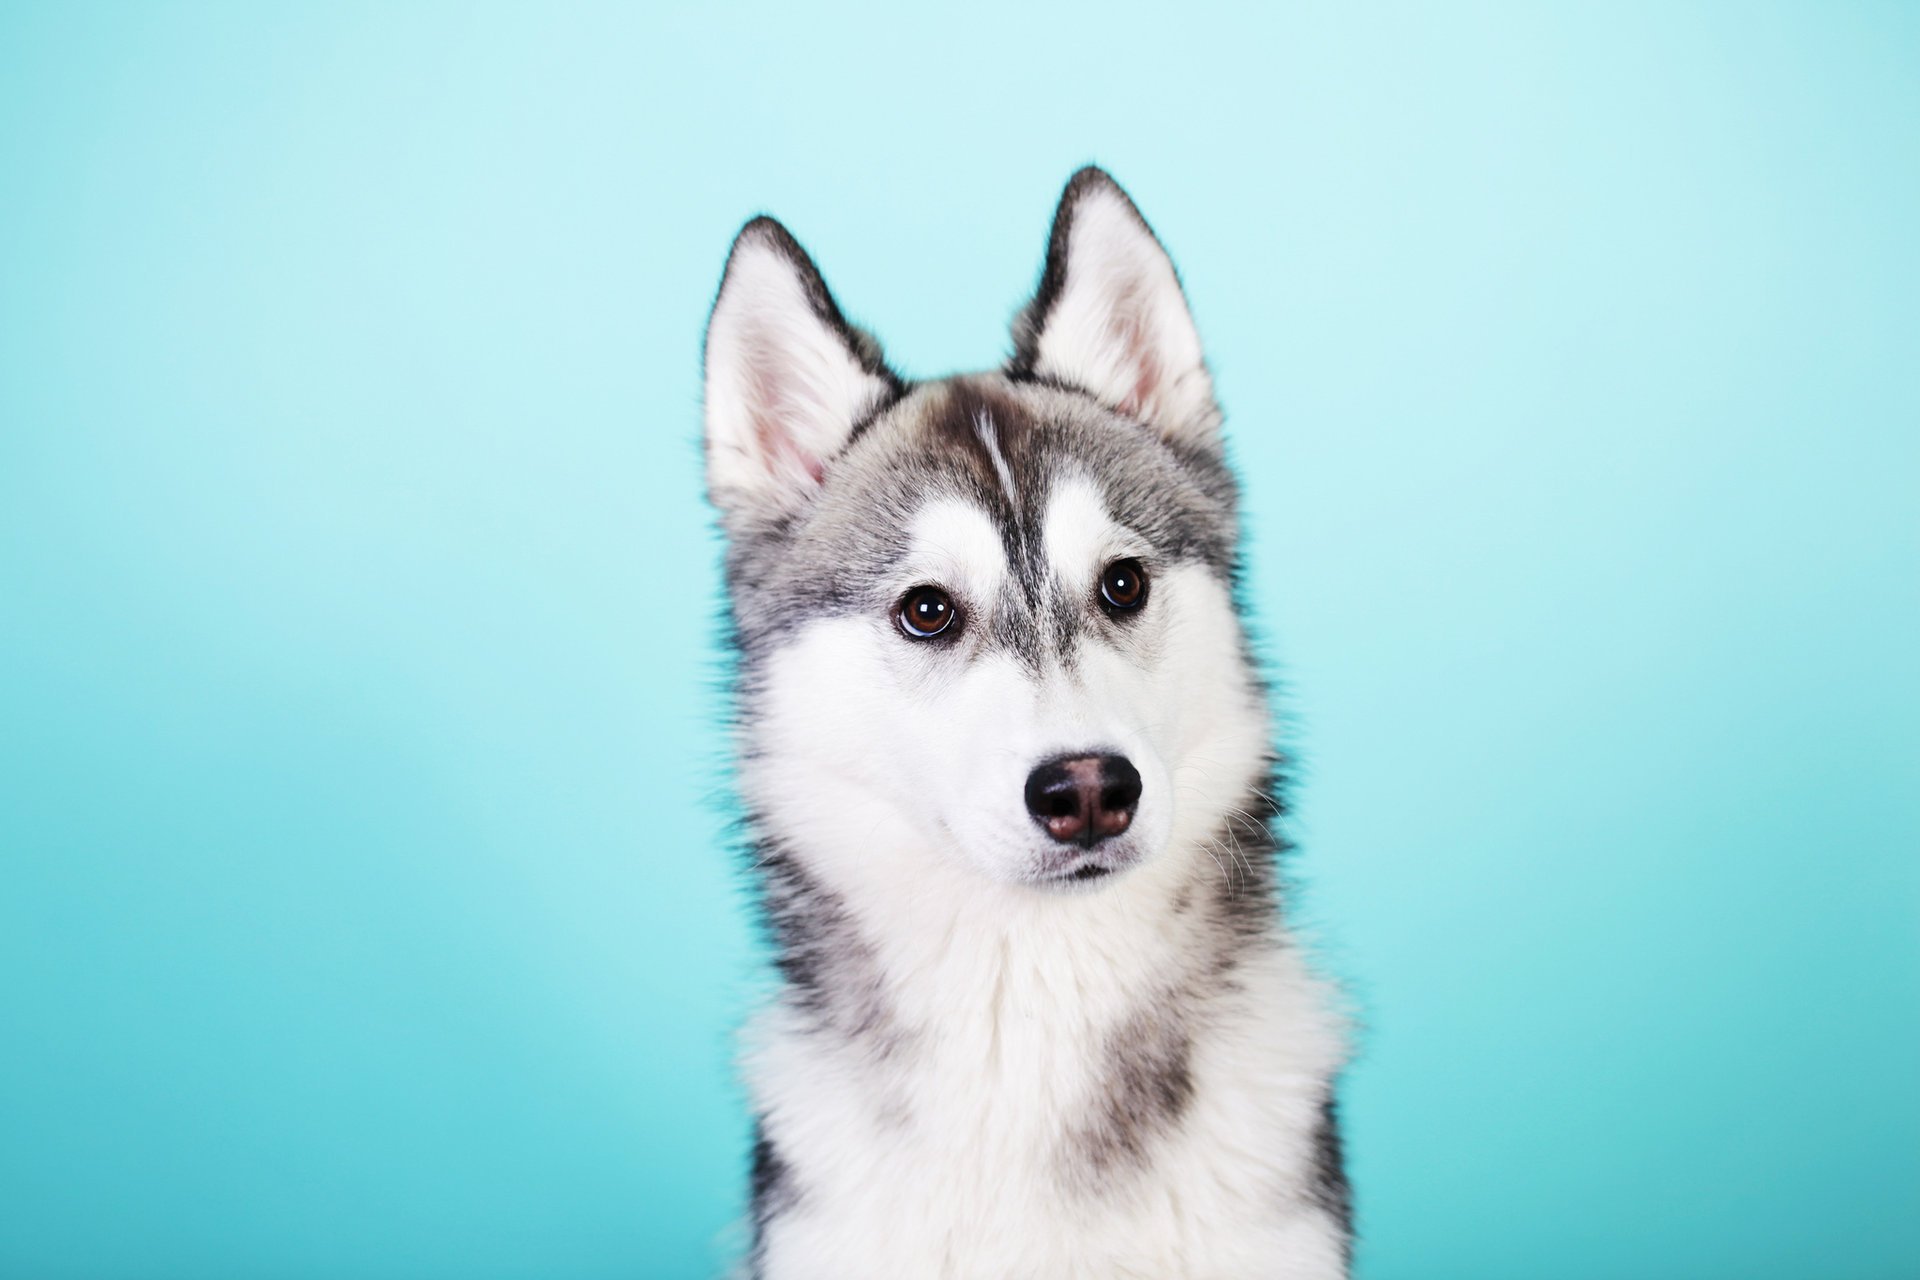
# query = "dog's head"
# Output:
<box><xmin>704</xmin><ymin>169</ymin><xmax>1267</xmax><ymax>893</ymax></box>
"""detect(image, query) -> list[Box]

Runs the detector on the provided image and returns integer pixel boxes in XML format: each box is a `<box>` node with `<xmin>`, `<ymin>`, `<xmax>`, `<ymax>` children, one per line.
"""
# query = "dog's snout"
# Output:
<box><xmin>1024</xmin><ymin>754</ymin><xmax>1142</xmax><ymax>847</ymax></box>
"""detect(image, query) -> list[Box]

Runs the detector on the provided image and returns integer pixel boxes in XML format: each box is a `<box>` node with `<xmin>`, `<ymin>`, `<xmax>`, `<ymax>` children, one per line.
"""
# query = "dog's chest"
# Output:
<box><xmin>746</xmin><ymin>942</ymin><xmax>1348</xmax><ymax>1279</ymax></box>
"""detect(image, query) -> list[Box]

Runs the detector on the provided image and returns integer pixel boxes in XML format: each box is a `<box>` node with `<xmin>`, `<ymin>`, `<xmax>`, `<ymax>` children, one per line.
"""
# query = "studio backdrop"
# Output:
<box><xmin>2</xmin><ymin>4</ymin><xmax>1915</xmax><ymax>1278</ymax></box>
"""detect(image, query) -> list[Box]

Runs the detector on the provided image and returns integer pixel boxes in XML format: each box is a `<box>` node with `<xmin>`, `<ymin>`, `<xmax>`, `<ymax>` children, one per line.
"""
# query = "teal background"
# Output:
<box><xmin>2</xmin><ymin>3</ymin><xmax>1916</xmax><ymax>1277</ymax></box>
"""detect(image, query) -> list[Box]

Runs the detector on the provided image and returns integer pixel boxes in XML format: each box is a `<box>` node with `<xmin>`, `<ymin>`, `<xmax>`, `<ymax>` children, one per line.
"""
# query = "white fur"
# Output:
<box><xmin>1042</xmin><ymin>473</ymin><xmax>1129</xmax><ymax>587</ymax></box>
<box><xmin>1029</xmin><ymin>184</ymin><xmax>1219</xmax><ymax>446</ymax></box>
<box><xmin>737</xmin><ymin>486</ymin><xmax>1349</xmax><ymax>1278</ymax></box>
<box><xmin>903</xmin><ymin>497</ymin><xmax>1009</xmax><ymax>605</ymax></box>
<box><xmin>972</xmin><ymin>410</ymin><xmax>1019</xmax><ymax>504</ymax></box>
<box><xmin>704</xmin><ymin>228</ymin><xmax>891</xmax><ymax>523</ymax></box>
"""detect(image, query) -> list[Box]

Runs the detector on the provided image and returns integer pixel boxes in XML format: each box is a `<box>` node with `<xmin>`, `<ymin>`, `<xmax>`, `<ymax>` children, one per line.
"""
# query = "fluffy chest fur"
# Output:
<box><xmin>743</xmin><ymin>876</ymin><xmax>1349</xmax><ymax>1279</ymax></box>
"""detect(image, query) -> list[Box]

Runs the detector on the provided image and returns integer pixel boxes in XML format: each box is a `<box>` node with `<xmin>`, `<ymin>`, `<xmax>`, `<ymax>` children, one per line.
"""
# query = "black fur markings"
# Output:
<box><xmin>1199</xmin><ymin>774</ymin><xmax>1288</xmax><ymax>958</ymax></box>
<box><xmin>1309</xmin><ymin>1096</ymin><xmax>1355</xmax><ymax>1259</ymax></box>
<box><xmin>755</xmin><ymin>840</ymin><xmax>897</xmax><ymax>1048</ymax></box>
<box><xmin>748</xmin><ymin>1117</ymin><xmax>796</xmax><ymax>1272</ymax></box>
<box><xmin>718</xmin><ymin>368</ymin><xmax>1242</xmax><ymax>675</ymax></box>
<box><xmin>1065</xmin><ymin>1003</ymin><xmax>1196</xmax><ymax>1186</ymax></box>
<box><xmin>719</xmin><ymin>215</ymin><xmax>904</xmax><ymax>400</ymax></box>
<box><xmin>1008</xmin><ymin>166</ymin><xmax>1135</xmax><ymax>383</ymax></box>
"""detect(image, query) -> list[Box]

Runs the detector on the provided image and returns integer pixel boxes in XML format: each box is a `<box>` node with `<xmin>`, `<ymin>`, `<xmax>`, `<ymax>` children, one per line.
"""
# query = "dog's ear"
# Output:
<box><xmin>703</xmin><ymin>217</ymin><xmax>900</xmax><ymax>527</ymax></box>
<box><xmin>1011</xmin><ymin>168</ymin><xmax>1220</xmax><ymax>449</ymax></box>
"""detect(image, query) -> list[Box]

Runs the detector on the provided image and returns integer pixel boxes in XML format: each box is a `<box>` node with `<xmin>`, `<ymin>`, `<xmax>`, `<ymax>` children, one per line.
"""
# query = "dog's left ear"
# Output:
<box><xmin>1011</xmin><ymin>168</ymin><xmax>1221</xmax><ymax>449</ymax></box>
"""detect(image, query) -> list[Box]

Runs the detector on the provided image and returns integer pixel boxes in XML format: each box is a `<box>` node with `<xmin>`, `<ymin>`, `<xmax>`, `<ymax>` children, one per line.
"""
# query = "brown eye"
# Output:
<box><xmin>1100</xmin><ymin>558</ymin><xmax>1148</xmax><ymax>613</ymax></box>
<box><xmin>898</xmin><ymin>586</ymin><xmax>958</xmax><ymax>639</ymax></box>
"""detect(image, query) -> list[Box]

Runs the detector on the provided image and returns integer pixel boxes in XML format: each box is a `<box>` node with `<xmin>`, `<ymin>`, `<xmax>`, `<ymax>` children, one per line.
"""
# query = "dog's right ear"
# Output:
<box><xmin>702</xmin><ymin>217</ymin><xmax>899</xmax><ymax>530</ymax></box>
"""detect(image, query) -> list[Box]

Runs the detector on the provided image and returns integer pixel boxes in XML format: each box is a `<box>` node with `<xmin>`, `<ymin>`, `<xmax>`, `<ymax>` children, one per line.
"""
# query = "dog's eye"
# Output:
<box><xmin>1099</xmin><ymin>559</ymin><xmax>1149</xmax><ymax>613</ymax></box>
<box><xmin>898</xmin><ymin>586</ymin><xmax>959</xmax><ymax>639</ymax></box>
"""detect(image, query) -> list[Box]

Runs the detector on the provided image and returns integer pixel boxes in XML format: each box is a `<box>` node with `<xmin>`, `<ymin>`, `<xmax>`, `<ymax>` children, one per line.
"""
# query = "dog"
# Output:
<box><xmin>702</xmin><ymin>167</ymin><xmax>1351</xmax><ymax>1279</ymax></box>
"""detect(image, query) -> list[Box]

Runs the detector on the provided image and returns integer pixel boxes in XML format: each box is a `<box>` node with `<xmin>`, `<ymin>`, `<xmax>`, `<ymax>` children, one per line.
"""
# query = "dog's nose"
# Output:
<box><xmin>1024</xmin><ymin>754</ymin><xmax>1142</xmax><ymax>847</ymax></box>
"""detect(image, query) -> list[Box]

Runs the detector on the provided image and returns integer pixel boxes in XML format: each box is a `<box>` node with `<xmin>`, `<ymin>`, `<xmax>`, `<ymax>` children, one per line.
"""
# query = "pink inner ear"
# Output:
<box><xmin>745</xmin><ymin>350</ymin><xmax>829</xmax><ymax>488</ymax></box>
<box><xmin>756</xmin><ymin>407</ymin><xmax>826</xmax><ymax>486</ymax></box>
<box><xmin>1110</xmin><ymin>287</ymin><xmax>1163</xmax><ymax>422</ymax></box>
<box><xmin>794</xmin><ymin>447</ymin><xmax>827</xmax><ymax>486</ymax></box>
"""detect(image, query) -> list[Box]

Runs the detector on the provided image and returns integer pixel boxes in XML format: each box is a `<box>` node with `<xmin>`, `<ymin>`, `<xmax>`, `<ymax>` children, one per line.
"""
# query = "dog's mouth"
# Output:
<box><xmin>1036</xmin><ymin>850</ymin><xmax>1137</xmax><ymax>889</ymax></box>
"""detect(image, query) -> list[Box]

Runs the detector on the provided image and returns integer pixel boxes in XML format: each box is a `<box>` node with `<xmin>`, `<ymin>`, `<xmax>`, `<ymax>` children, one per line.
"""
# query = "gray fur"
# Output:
<box><xmin>1061</xmin><ymin>999</ymin><xmax>1197</xmax><ymax>1187</ymax></box>
<box><xmin>724</xmin><ymin>377</ymin><xmax>1241</xmax><ymax>674</ymax></box>
<box><xmin>754</xmin><ymin>840</ymin><xmax>904</xmax><ymax>1053</ymax></box>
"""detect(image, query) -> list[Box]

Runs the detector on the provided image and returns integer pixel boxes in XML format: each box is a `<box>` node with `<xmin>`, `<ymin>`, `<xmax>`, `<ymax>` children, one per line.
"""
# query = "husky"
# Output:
<box><xmin>701</xmin><ymin>168</ymin><xmax>1351</xmax><ymax>1279</ymax></box>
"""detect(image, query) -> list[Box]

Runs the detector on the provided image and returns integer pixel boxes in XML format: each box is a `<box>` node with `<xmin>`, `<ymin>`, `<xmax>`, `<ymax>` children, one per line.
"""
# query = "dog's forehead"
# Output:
<box><xmin>874</xmin><ymin>380</ymin><xmax>1140</xmax><ymax>576</ymax></box>
<box><xmin>894</xmin><ymin>477</ymin><xmax>1122</xmax><ymax>600</ymax></box>
<box><xmin>854</xmin><ymin>377</ymin><xmax>1162</xmax><ymax>538</ymax></box>
<box><xmin>902</xmin><ymin>494</ymin><xmax>1012</xmax><ymax>593</ymax></box>
<box><xmin>745</xmin><ymin>373</ymin><xmax>1237</xmax><ymax>628</ymax></box>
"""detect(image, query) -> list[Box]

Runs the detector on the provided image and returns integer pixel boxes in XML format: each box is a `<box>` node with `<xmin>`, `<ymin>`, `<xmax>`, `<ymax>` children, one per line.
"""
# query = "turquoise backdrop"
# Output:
<box><xmin>3</xmin><ymin>4</ymin><xmax>1916</xmax><ymax>1278</ymax></box>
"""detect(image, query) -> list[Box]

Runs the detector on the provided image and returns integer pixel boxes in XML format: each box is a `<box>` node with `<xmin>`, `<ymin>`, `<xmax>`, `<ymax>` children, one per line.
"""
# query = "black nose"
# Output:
<box><xmin>1024</xmin><ymin>754</ymin><xmax>1143</xmax><ymax>847</ymax></box>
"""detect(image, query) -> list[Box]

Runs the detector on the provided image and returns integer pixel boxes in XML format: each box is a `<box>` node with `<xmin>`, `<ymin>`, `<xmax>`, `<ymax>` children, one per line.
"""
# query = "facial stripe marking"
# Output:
<box><xmin>973</xmin><ymin>410</ymin><xmax>1019</xmax><ymax>506</ymax></box>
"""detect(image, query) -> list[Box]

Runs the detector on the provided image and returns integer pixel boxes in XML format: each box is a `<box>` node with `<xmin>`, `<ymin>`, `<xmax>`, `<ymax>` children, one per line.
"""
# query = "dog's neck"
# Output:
<box><xmin>753</xmin><ymin>806</ymin><xmax>1274</xmax><ymax>1072</ymax></box>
